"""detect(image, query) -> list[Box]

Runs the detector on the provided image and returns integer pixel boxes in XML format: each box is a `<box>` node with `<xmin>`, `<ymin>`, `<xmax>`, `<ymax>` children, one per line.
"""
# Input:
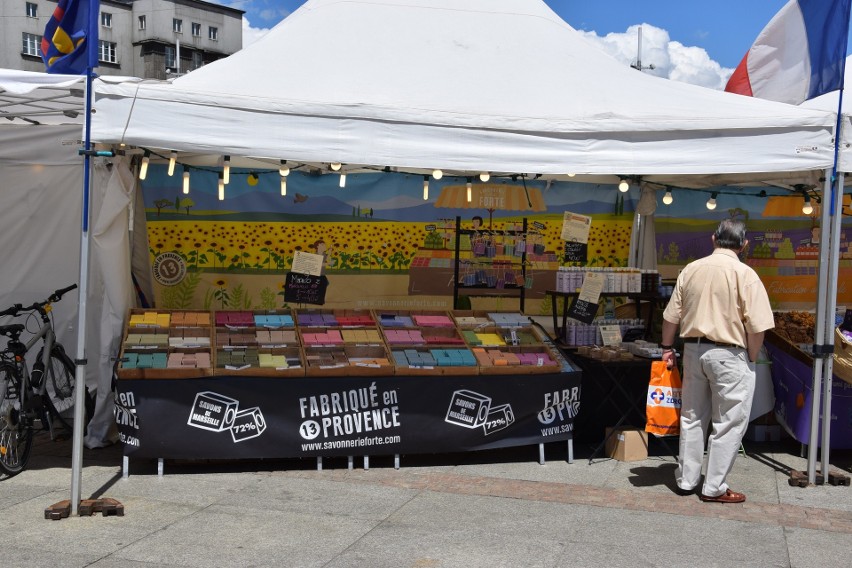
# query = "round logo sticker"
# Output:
<box><xmin>152</xmin><ymin>252</ymin><xmax>187</xmax><ymax>286</ymax></box>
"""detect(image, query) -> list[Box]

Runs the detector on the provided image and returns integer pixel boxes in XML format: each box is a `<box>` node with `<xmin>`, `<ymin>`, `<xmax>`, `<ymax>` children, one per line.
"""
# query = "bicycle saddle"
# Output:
<box><xmin>0</xmin><ymin>323</ymin><xmax>25</xmax><ymax>338</ymax></box>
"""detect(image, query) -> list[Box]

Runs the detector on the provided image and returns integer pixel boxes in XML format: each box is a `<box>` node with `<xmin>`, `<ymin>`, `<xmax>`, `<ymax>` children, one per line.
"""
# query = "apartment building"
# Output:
<box><xmin>1</xmin><ymin>0</ymin><xmax>243</xmax><ymax>78</ymax></box>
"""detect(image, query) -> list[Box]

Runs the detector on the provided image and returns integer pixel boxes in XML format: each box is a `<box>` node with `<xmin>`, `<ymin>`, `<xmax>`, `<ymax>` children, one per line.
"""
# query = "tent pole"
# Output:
<box><xmin>820</xmin><ymin>170</ymin><xmax>844</xmax><ymax>478</ymax></box>
<box><xmin>806</xmin><ymin>167</ymin><xmax>834</xmax><ymax>484</ymax></box>
<box><xmin>69</xmin><ymin>67</ymin><xmax>95</xmax><ymax>515</ymax></box>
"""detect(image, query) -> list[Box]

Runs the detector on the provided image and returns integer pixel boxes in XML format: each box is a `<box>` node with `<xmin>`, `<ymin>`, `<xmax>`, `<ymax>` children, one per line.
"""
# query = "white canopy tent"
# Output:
<box><xmin>90</xmin><ymin>0</ymin><xmax>838</xmax><ymax>183</ymax></box>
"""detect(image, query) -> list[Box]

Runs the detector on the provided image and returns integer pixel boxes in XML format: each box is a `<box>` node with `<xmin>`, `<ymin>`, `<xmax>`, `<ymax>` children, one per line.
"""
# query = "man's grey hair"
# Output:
<box><xmin>714</xmin><ymin>219</ymin><xmax>747</xmax><ymax>250</ymax></box>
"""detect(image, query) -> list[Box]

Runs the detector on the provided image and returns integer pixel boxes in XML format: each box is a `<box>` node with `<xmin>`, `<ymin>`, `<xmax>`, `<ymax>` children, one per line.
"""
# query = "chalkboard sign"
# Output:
<box><xmin>566</xmin><ymin>297</ymin><xmax>598</xmax><ymax>325</ymax></box>
<box><xmin>564</xmin><ymin>242</ymin><xmax>588</xmax><ymax>263</ymax></box>
<box><xmin>283</xmin><ymin>272</ymin><xmax>329</xmax><ymax>305</ymax></box>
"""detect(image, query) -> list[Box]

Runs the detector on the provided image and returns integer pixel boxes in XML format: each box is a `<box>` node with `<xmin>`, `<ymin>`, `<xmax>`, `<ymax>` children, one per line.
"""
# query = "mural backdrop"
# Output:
<box><xmin>141</xmin><ymin>165</ymin><xmax>851</xmax><ymax>314</ymax></box>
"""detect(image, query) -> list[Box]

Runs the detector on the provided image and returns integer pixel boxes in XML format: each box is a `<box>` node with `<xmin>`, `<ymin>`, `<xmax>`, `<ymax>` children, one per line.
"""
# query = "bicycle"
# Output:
<box><xmin>0</xmin><ymin>284</ymin><xmax>94</xmax><ymax>478</ymax></box>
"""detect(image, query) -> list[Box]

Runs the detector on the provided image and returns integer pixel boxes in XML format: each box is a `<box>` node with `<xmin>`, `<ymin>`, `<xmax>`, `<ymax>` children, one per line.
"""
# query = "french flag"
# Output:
<box><xmin>725</xmin><ymin>0</ymin><xmax>851</xmax><ymax>104</ymax></box>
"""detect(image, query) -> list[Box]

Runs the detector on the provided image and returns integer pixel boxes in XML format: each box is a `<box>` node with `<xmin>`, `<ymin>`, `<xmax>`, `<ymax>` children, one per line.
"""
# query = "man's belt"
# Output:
<box><xmin>682</xmin><ymin>337</ymin><xmax>742</xmax><ymax>349</ymax></box>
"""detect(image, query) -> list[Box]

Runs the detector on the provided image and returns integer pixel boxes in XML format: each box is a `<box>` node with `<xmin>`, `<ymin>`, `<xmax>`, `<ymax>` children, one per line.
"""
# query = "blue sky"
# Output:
<box><xmin>224</xmin><ymin>0</ymin><xmax>849</xmax><ymax>89</ymax></box>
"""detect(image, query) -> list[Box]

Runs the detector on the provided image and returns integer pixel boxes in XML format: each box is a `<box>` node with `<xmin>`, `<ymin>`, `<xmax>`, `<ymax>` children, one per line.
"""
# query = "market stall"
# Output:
<box><xmin>114</xmin><ymin>309</ymin><xmax>581</xmax><ymax>471</ymax></box>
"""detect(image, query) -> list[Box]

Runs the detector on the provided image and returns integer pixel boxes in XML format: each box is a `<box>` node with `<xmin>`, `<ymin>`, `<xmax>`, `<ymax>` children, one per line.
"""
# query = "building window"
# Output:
<box><xmin>26</xmin><ymin>2</ymin><xmax>38</xmax><ymax>18</ymax></box>
<box><xmin>191</xmin><ymin>22</ymin><xmax>201</xmax><ymax>37</ymax></box>
<box><xmin>173</xmin><ymin>18</ymin><xmax>183</xmax><ymax>33</ymax></box>
<box><xmin>98</xmin><ymin>40</ymin><xmax>117</xmax><ymax>64</ymax></box>
<box><xmin>138</xmin><ymin>15</ymin><xmax>146</xmax><ymax>30</ymax></box>
<box><xmin>165</xmin><ymin>45</ymin><xmax>176</xmax><ymax>69</ymax></box>
<box><xmin>208</xmin><ymin>26</ymin><xmax>218</xmax><ymax>41</ymax></box>
<box><xmin>22</xmin><ymin>32</ymin><xmax>41</xmax><ymax>57</ymax></box>
<box><xmin>101</xmin><ymin>12</ymin><xmax>112</xmax><ymax>28</ymax></box>
<box><xmin>192</xmin><ymin>51</ymin><xmax>203</xmax><ymax>70</ymax></box>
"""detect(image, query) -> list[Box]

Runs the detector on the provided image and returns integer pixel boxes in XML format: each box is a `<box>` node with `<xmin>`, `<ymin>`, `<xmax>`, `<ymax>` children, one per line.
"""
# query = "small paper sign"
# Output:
<box><xmin>578</xmin><ymin>271</ymin><xmax>604</xmax><ymax>305</ymax></box>
<box><xmin>560</xmin><ymin>212</ymin><xmax>592</xmax><ymax>243</ymax></box>
<box><xmin>291</xmin><ymin>251</ymin><xmax>324</xmax><ymax>276</ymax></box>
<box><xmin>599</xmin><ymin>325</ymin><xmax>623</xmax><ymax>346</ymax></box>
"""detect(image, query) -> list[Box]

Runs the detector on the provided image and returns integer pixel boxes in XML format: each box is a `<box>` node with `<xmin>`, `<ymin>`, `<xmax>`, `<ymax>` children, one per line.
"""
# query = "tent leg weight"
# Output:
<box><xmin>45</xmin><ymin>498</ymin><xmax>124</xmax><ymax>519</ymax></box>
<box><xmin>788</xmin><ymin>469</ymin><xmax>850</xmax><ymax>487</ymax></box>
<box><xmin>827</xmin><ymin>471</ymin><xmax>850</xmax><ymax>486</ymax></box>
<box><xmin>788</xmin><ymin>470</ymin><xmax>823</xmax><ymax>487</ymax></box>
<box><xmin>44</xmin><ymin>500</ymin><xmax>71</xmax><ymax>520</ymax></box>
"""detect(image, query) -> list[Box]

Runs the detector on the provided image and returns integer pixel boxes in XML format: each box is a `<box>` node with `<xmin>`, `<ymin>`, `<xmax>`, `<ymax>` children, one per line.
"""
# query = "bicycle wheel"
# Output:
<box><xmin>0</xmin><ymin>362</ymin><xmax>34</xmax><ymax>477</ymax></box>
<box><xmin>38</xmin><ymin>345</ymin><xmax>83</xmax><ymax>432</ymax></box>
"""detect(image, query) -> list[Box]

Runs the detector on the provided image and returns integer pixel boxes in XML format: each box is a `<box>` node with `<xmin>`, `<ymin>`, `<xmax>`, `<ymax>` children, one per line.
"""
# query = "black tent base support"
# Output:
<box><xmin>788</xmin><ymin>469</ymin><xmax>851</xmax><ymax>487</ymax></box>
<box><xmin>44</xmin><ymin>498</ymin><xmax>124</xmax><ymax>520</ymax></box>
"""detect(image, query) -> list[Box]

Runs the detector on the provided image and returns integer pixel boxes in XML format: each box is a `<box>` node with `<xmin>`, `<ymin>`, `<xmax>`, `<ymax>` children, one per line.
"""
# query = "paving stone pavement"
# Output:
<box><xmin>2</xmin><ymin>431</ymin><xmax>851</xmax><ymax>568</ymax></box>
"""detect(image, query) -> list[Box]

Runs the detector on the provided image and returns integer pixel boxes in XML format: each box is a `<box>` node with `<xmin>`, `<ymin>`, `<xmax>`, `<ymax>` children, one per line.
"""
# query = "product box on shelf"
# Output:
<box><xmin>461</xmin><ymin>326</ymin><xmax>541</xmax><ymax>348</ymax></box>
<box><xmin>215</xmin><ymin>346</ymin><xmax>305</xmax><ymax>377</ymax></box>
<box><xmin>375</xmin><ymin>310</ymin><xmax>455</xmax><ymax>328</ymax></box>
<box><xmin>451</xmin><ymin>310</ymin><xmax>496</xmax><ymax>329</ymax></box>
<box><xmin>117</xmin><ymin>346</ymin><xmax>214</xmax><ymax>379</ymax></box>
<box><xmin>303</xmin><ymin>344</ymin><xmax>394</xmax><ymax>377</ymax></box>
<box><xmin>251</xmin><ymin>309</ymin><xmax>295</xmax><ymax>328</ymax></box>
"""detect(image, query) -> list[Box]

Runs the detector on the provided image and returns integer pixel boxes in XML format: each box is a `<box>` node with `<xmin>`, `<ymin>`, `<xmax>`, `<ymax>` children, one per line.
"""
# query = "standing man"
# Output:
<box><xmin>660</xmin><ymin>219</ymin><xmax>774</xmax><ymax>503</ymax></box>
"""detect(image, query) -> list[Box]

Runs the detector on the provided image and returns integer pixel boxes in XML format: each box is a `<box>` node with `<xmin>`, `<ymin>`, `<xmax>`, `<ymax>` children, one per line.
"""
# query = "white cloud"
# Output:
<box><xmin>242</xmin><ymin>17</ymin><xmax>272</xmax><ymax>48</ymax></box>
<box><xmin>578</xmin><ymin>24</ymin><xmax>734</xmax><ymax>90</ymax></box>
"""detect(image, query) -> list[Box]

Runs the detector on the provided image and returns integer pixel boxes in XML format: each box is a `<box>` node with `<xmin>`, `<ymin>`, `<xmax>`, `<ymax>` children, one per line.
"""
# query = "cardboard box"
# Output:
<box><xmin>605</xmin><ymin>427</ymin><xmax>648</xmax><ymax>461</ymax></box>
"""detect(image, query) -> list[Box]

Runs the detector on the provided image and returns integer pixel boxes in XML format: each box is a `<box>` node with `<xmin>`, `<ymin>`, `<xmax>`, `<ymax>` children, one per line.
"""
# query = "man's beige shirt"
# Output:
<box><xmin>662</xmin><ymin>248</ymin><xmax>774</xmax><ymax>348</ymax></box>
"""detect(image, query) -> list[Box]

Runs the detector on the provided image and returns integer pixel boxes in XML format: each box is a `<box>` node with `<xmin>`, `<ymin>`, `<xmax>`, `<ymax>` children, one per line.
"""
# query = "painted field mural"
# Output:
<box><xmin>655</xmin><ymin>190</ymin><xmax>852</xmax><ymax>310</ymax></box>
<box><xmin>141</xmin><ymin>166</ymin><xmax>635</xmax><ymax>314</ymax></box>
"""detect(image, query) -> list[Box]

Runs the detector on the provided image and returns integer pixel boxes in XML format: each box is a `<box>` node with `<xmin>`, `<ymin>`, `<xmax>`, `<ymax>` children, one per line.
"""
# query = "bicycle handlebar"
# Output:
<box><xmin>0</xmin><ymin>284</ymin><xmax>77</xmax><ymax>317</ymax></box>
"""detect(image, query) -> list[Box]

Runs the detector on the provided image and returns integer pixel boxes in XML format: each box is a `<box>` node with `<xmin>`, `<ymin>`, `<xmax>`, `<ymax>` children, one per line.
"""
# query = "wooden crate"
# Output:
<box><xmin>214</xmin><ymin>346</ymin><xmax>305</xmax><ymax>377</ymax></box>
<box><xmin>116</xmin><ymin>346</ymin><xmax>214</xmax><ymax>379</ymax></box>
<box><xmin>391</xmin><ymin>347</ymin><xmax>479</xmax><ymax>376</ymax></box>
<box><xmin>304</xmin><ymin>345</ymin><xmax>394</xmax><ymax>377</ymax></box>
<box><xmin>472</xmin><ymin>345</ymin><xmax>561</xmax><ymax>375</ymax></box>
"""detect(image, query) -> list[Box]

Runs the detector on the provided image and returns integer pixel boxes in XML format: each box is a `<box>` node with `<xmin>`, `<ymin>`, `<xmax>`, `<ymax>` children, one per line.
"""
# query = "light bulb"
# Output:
<box><xmin>662</xmin><ymin>190</ymin><xmax>673</xmax><ymax>205</ymax></box>
<box><xmin>432</xmin><ymin>169</ymin><xmax>443</xmax><ymax>180</ymax></box>
<box><xmin>139</xmin><ymin>150</ymin><xmax>150</xmax><ymax>180</ymax></box>
<box><xmin>280</xmin><ymin>176</ymin><xmax>287</xmax><ymax>196</ymax></box>
<box><xmin>423</xmin><ymin>176</ymin><xmax>429</xmax><ymax>201</ymax></box>
<box><xmin>339</xmin><ymin>173</ymin><xmax>347</xmax><ymax>188</ymax></box>
<box><xmin>466</xmin><ymin>179</ymin><xmax>472</xmax><ymax>203</ymax></box>
<box><xmin>567</xmin><ymin>173</ymin><xmax>576</xmax><ymax>177</ymax></box>
<box><xmin>479</xmin><ymin>172</ymin><xmax>490</xmax><ymax>182</ymax></box>
<box><xmin>802</xmin><ymin>196</ymin><xmax>813</xmax><ymax>215</ymax></box>
<box><xmin>618</xmin><ymin>179</ymin><xmax>629</xmax><ymax>192</ymax></box>
<box><xmin>279</xmin><ymin>159</ymin><xmax>290</xmax><ymax>177</ymax></box>
<box><xmin>167</xmin><ymin>151</ymin><xmax>177</xmax><ymax>176</ymax></box>
<box><xmin>706</xmin><ymin>193</ymin><xmax>717</xmax><ymax>210</ymax></box>
<box><xmin>330</xmin><ymin>162</ymin><xmax>342</xmax><ymax>171</ymax></box>
<box><xmin>223</xmin><ymin>155</ymin><xmax>230</xmax><ymax>185</ymax></box>
<box><xmin>218</xmin><ymin>173</ymin><xmax>224</xmax><ymax>201</ymax></box>
<box><xmin>182</xmin><ymin>166</ymin><xmax>190</xmax><ymax>194</ymax></box>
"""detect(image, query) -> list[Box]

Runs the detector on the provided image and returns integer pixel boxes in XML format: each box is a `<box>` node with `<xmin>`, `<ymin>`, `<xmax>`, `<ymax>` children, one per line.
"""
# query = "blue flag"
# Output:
<box><xmin>41</xmin><ymin>0</ymin><xmax>99</xmax><ymax>74</ymax></box>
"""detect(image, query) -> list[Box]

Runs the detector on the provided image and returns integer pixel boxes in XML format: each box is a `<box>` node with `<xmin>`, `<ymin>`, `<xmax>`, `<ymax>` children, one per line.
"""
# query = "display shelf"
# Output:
<box><xmin>451</xmin><ymin>216</ymin><xmax>530</xmax><ymax>311</ymax></box>
<box><xmin>545</xmin><ymin>290</ymin><xmax>658</xmax><ymax>344</ymax></box>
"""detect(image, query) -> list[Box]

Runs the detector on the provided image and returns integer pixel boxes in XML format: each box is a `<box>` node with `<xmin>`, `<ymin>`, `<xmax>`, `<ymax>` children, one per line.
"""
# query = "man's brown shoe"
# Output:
<box><xmin>699</xmin><ymin>489</ymin><xmax>746</xmax><ymax>503</ymax></box>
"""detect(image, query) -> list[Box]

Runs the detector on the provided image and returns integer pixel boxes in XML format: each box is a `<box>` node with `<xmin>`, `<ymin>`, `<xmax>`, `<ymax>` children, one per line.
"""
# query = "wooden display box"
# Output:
<box><xmin>374</xmin><ymin>310</ymin><xmax>455</xmax><ymax>328</ymax></box>
<box><xmin>168</xmin><ymin>326</ymin><xmax>213</xmax><ymax>349</ymax></box>
<box><xmin>472</xmin><ymin>345</ymin><xmax>561</xmax><ymax>375</ymax></box>
<box><xmin>214</xmin><ymin>346</ymin><xmax>305</xmax><ymax>377</ymax></box>
<box><xmin>296</xmin><ymin>308</ymin><xmax>376</xmax><ymax>327</ymax></box>
<box><xmin>128</xmin><ymin>309</ymin><xmax>211</xmax><ymax>330</ymax></box>
<box><xmin>451</xmin><ymin>310</ymin><xmax>495</xmax><ymax>329</ymax></box>
<box><xmin>461</xmin><ymin>326</ymin><xmax>541</xmax><ymax>348</ymax></box>
<box><xmin>117</xmin><ymin>346</ymin><xmax>214</xmax><ymax>379</ymax></box>
<box><xmin>304</xmin><ymin>345</ymin><xmax>394</xmax><ymax>377</ymax></box>
<box><xmin>391</xmin><ymin>346</ymin><xmax>479</xmax><ymax>376</ymax></box>
<box><xmin>252</xmin><ymin>309</ymin><xmax>296</xmax><ymax>328</ymax></box>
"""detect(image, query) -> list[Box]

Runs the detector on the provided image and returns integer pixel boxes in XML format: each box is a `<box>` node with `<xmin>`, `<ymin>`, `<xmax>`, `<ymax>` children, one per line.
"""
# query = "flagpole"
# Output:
<box><xmin>69</xmin><ymin>0</ymin><xmax>101</xmax><ymax>516</ymax></box>
<box><xmin>806</xmin><ymin>3</ymin><xmax>851</xmax><ymax>485</ymax></box>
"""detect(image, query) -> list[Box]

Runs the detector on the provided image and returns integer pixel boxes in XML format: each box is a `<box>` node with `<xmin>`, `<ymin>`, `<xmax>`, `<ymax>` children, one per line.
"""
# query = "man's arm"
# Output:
<box><xmin>746</xmin><ymin>331</ymin><xmax>765</xmax><ymax>363</ymax></box>
<box><xmin>661</xmin><ymin>318</ymin><xmax>679</xmax><ymax>369</ymax></box>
